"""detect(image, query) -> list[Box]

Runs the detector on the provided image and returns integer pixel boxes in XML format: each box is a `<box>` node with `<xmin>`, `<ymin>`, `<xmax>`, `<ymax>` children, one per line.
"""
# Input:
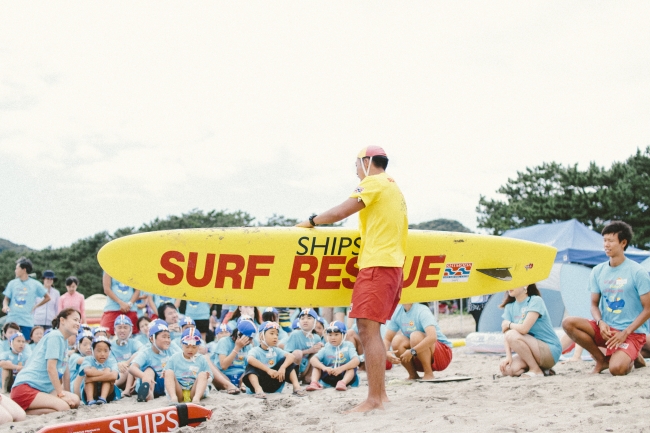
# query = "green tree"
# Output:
<box><xmin>476</xmin><ymin>147</ymin><xmax>650</xmax><ymax>248</ymax></box>
<box><xmin>409</xmin><ymin>219</ymin><xmax>472</xmax><ymax>232</ymax></box>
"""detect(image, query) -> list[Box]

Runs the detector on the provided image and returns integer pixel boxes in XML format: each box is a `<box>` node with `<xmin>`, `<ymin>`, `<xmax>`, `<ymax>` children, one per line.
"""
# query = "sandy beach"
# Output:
<box><xmin>6</xmin><ymin>314</ymin><xmax>650</xmax><ymax>433</ymax></box>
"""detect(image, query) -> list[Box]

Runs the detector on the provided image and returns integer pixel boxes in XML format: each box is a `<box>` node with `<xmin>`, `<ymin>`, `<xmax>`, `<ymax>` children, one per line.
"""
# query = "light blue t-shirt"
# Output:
<box><xmin>69</xmin><ymin>352</ymin><xmax>86</xmax><ymax>385</ymax></box>
<box><xmin>589</xmin><ymin>258</ymin><xmax>650</xmax><ymax>334</ymax></box>
<box><xmin>3</xmin><ymin>278</ymin><xmax>47</xmax><ymax>327</ymax></box>
<box><xmin>315</xmin><ymin>341</ymin><xmax>358</xmax><ymax>368</ymax></box>
<box><xmin>387</xmin><ymin>304</ymin><xmax>452</xmax><ymax>348</ymax></box>
<box><xmin>0</xmin><ymin>349</ymin><xmax>29</xmax><ymax>371</ymax></box>
<box><xmin>104</xmin><ymin>275</ymin><xmax>137</xmax><ymax>312</ymax></box>
<box><xmin>133</xmin><ymin>333</ymin><xmax>150</xmax><ymax>346</ymax></box>
<box><xmin>79</xmin><ymin>354</ymin><xmax>119</xmax><ymax>376</ymax></box>
<box><xmin>13</xmin><ymin>329</ymin><xmax>68</xmax><ymax>393</ymax></box>
<box><xmin>502</xmin><ymin>295</ymin><xmax>562</xmax><ymax>363</ymax></box>
<box><xmin>284</xmin><ymin>330</ymin><xmax>323</xmax><ymax>352</ymax></box>
<box><xmin>132</xmin><ymin>347</ymin><xmax>175</xmax><ymax>376</ymax></box>
<box><xmin>111</xmin><ymin>338</ymin><xmax>143</xmax><ymax>363</ymax></box>
<box><xmin>248</xmin><ymin>346</ymin><xmax>289</xmax><ymax>369</ymax></box>
<box><xmin>184</xmin><ymin>301</ymin><xmax>211</xmax><ymax>320</ymax></box>
<box><xmin>213</xmin><ymin>337</ymin><xmax>251</xmax><ymax>378</ymax></box>
<box><xmin>152</xmin><ymin>295</ymin><xmax>177</xmax><ymax>309</ymax></box>
<box><xmin>164</xmin><ymin>352</ymin><xmax>212</xmax><ymax>390</ymax></box>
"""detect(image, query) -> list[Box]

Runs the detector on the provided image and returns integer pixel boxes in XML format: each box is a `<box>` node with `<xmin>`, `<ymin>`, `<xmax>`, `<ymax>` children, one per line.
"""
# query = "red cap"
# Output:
<box><xmin>357</xmin><ymin>146</ymin><xmax>387</xmax><ymax>158</ymax></box>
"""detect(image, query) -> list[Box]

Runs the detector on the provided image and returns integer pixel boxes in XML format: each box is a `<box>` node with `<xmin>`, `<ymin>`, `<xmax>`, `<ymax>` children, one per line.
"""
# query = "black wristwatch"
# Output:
<box><xmin>410</xmin><ymin>348</ymin><xmax>417</xmax><ymax>356</ymax></box>
<box><xmin>309</xmin><ymin>214</ymin><xmax>318</xmax><ymax>227</ymax></box>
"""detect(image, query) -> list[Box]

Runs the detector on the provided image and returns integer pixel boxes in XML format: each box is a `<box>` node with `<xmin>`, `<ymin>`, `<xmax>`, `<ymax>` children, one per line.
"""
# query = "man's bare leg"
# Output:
<box><xmin>410</xmin><ymin>332</ymin><xmax>435</xmax><ymax>380</ymax></box>
<box><xmin>562</xmin><ymin>317</ymin><xmax>608</xmax><ymax>373</ymax></box>
<box><xmin>347</xmin><ymin>318</ymin><xmax>386</xmax><ymax>413</ymax></box>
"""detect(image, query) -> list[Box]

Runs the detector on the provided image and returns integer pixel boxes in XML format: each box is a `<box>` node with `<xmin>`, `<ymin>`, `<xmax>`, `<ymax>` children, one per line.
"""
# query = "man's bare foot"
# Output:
<box><xmin>345</xmin><ymin>399</ymin><xmax>385</xmax><ymax>413</ymax></box>
<box><xmin>591</xmin><ymin>361</ymin><xmax>609</xmax><ymax>374</ymax></box>
<box><xmin>381</xmin><ymin>392</ymin><xmax>390</xmax><ymax>403</ymax></box>
<box><xmin>421</xmin><ymin>373</ymin><xmax>435</xmax><ymax>380</ymax></box>
<box><xmin>406</xmin><ymin>374</ymin><xmax>420</xmax><ymax>381</ymax></box>
<box><xmin>634</xmin><ymin>354</ymin><xmax>646</xmax><ymax>369</ymax></box>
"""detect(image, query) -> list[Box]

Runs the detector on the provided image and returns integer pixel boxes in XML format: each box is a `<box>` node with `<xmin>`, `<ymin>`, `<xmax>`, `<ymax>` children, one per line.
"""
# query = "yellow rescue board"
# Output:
<box><xmin>97</xmin><ymin>227</ymin><xmax>556</xmax><ymax>307</ymax></box>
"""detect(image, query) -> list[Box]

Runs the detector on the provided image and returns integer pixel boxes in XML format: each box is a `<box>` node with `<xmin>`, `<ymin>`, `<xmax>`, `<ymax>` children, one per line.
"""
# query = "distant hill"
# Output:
<box><xmin>409</xmin><ymin>219</ymin><xmax>472</xmax><ymax>233</ymax></box>
<box><xmin>0</xmin><ymin>238</ymin><xmax>34</xmax><ymax>254</ymax></box>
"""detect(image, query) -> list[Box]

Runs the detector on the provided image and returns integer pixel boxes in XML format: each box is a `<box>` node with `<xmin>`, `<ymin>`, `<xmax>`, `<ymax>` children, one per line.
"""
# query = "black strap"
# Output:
<box><xmin>175</xmin><ymin>403</ymin><xmax>208</xmax><ymax>427</ymax></box>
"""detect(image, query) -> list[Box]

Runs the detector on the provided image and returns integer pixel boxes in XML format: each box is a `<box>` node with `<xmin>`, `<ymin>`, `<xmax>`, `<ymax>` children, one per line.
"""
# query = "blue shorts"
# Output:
<box><xmin>19</xmin><ymin>326</ymin><xmax>32</xmax><ymax>340</ymax></box>
<box><xmin>138</xmin><ymin>368</ymin><xmax>166</xmax><ymax>398</ymax></box>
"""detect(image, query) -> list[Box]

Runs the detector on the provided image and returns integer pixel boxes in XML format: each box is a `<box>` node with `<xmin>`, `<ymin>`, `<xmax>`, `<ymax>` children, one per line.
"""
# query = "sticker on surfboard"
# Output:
<box><xmin>442</xmin><ymin>263</ymin><xmax>472</xmax><ymax>283</ymax></box>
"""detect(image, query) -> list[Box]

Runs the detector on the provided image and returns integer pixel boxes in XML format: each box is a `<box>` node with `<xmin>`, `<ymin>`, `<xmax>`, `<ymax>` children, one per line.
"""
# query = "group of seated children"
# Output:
<box><xmin>0</xmin><ymin>302</ymin><xmax>454</xmax><ymax>409</ymax></box>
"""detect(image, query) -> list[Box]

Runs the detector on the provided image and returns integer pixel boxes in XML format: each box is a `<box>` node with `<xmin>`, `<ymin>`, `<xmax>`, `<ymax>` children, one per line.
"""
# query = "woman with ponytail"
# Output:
<box><xmin>10</xmin><ymin>308</ymin><xmax>82</xmax><ymax>414</ymax></box>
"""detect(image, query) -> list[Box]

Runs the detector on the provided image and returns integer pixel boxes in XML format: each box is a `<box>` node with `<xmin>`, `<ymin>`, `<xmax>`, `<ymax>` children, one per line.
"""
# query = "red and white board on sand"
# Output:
<box><xmin>36</xmin><ymin>403</ymin><xmax>212</xmax><ymax>433</ymax></box>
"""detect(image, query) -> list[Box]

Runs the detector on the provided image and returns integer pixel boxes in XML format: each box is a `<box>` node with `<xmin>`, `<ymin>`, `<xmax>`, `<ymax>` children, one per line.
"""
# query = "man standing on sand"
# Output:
<box><xmin>296</xmin><ymin>146</ymin><xmax>408</xmax><ymax>412</ymax></box>
<box><xmin>563</xmin><ymin>221</ymin><xmax>650</xmax><ymax>376</ymax></box>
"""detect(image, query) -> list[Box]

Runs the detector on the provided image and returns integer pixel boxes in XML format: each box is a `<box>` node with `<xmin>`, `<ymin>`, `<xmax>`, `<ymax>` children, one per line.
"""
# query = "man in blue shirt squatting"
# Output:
<box><xmin>383</xmin><ymin>303</ymin><xmax>453</xmax><ymax>381</ymax></box>
<box><xmin>563</xmin><ymin>221</ymin><xmax>650</xmax><ymax>376</ymax></box>
<box><xmin>296</xmin><ymin>146</ymin><xmax>408</xmax><ymax>412</ymax></box>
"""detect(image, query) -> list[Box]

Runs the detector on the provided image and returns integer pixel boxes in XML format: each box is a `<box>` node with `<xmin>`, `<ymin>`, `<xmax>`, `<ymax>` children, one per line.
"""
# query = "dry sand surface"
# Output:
<box><xmin>6</xmin><ymin>314</ymin><xmax>650</xmax><ymax>433</ymax></box>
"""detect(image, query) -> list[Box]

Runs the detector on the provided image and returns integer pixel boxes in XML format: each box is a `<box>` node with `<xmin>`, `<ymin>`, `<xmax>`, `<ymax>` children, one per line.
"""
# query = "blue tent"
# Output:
<box><xmin>502</xmin><ymin>219</ymin><xmax>650</xmax><ymax>266</ymax></box>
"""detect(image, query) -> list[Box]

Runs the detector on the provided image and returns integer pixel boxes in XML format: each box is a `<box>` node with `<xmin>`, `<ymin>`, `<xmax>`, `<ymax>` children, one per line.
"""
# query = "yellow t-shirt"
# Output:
<box><xmin>349</xmin><ymin>172</ymin><xmax>408</xmax><ymax>269</ymax></box>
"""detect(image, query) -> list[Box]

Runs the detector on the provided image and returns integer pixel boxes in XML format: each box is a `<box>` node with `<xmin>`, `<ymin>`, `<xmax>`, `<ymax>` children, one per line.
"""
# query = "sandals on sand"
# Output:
<box><xmin>306</xmin><ymin>381</ymin><xmax>323</xmax><ymax>391</ymax></box>
<box><xmin>335</xmin><ymin>381</ymin><xmax>348</xmax><ymax>391</ymax></box>
<box><xmin>96</xmin><ymin>397</ymin><xmax>107</xmax><ymax>405</ymax></box>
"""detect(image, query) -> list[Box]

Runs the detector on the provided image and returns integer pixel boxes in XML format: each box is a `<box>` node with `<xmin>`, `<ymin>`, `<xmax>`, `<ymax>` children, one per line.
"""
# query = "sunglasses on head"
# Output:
<box><xmin>326</xmin><ymin>326</ymin><xmax>344</xmax><ymax>334</ymax></box>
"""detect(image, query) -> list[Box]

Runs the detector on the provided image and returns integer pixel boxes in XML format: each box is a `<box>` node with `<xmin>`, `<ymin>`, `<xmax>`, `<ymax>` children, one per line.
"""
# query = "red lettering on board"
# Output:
<box><xmin>289</xmin><ymin>256</ymin><xmax>319</xmax><ymax>290</ymax></box>
<box><xmin>402</xmin><ymin>256</ymin><xmax>421</xmax><ymax>287</ymax></box>
<box><xmin>158</xmin><ymin>251</ymin><xmax>185</xmax><ymax>285</ymax></box>
<box><xmin>187</xmin><ymin>252</ymin><xmax>215</xmax><ymax>288</ymax></box>
<box><xmin>214</xmin><ymin>254</ymin><xmax>245</xmax><ymax>289</ymax></box>
<box><xmin>317</xmin><ymin>256</ymin><xmax>346</xmax><ymax>289</ymax></box>
<box><xmin>341</xmin><ymin>256</ymin><xmax>359</xmax><ymax>289</ymax></box>
<box><xmin>417</xmin><ymin>255</ymin><xmax>445</xmax><ymax>288</ymax></box>
<box><xmin>244</xmin><ymin>255</ymin><xmax>275</xmax><ymax>289</ymax></box>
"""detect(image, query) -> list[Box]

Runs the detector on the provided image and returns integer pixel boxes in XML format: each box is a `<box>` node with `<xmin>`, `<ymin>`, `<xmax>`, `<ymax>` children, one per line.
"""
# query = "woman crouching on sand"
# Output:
<box><xmin>10</xmin><ymin>309</ymin><xmax>82</xmax><ymax>414</ymax></box>
<box><xmin>499</xmin><ymin>284</ymin><xmax>562</xmax><ymax>378</ymax></box>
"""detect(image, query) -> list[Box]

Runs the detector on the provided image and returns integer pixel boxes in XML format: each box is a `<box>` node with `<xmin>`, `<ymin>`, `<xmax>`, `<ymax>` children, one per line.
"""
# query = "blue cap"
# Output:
<box><xmin>237</xmin><ymin>314</ymin><xmax>254</xmax><ymax>324</ymax></box>
<box><xmin>291</xmin><ymin>318</ymin><xmax>300</xmax><ymax>330</ymax></box>
<box><xmin>92</xmin><ymin>326</ymin><xmax>109</xmax><ymax>336</ymax></box>
<box><xmin>180</xmin><ymin>327</ymin><xmax>202</xmax><ymax>346</ymax></box>
<box><xmin>237</xmin><ymin>320</ymin><xmax>257</xmax><ymax>337</ymax></box>
<box><xmin>149</xmin><ymin>322</ymin><xmax>170</xmax><ymax>338</ymax></box>
<box><xmin>77</xmin><ymin>330</ymin><xmax>93</xmax><ymax>343</ymax></box>
<box><xmin>259</xmin><ymin>321</ymin><xmax>280</xmax><ymax>334</ymax></box>
<box><xmin>263</xmin><ymin>307</ymin><xmax>278</xmax><ymax>315</ymax></box>
<box><xmin>151</xmin><ymin>318</ymin><xmax>168</xmax><ymax>328</ymax></box>
<box><xmin>326</xmin><ymin>321</ymin><xmax>347</xmax><ymax>334</ymax></box>
<box><xmin>92</xmin><ymin>336</ymin><xmax>112</xmax><ymax>349</ymax></box>
<box><xmin>216</xmin><ymin>322</ymin><xmax>232</xmax><ymax>333</ymax></box>
<box><xmin>9</xmin><ymin>332</ymin><xmax>24</xmax><ymax>342</ymax></box>
<box><xmin>43</xmin><ymin>270</ymin><xmax>56</xmax><ymax>279</ymax></box>
<box><xmin>317</xmin><ymin>317</ymin><xmax>327</xmax><ymax>325</ymax></box>
<box><xmin>299</xmin><ymin>308</ymin><xmax>319</xmax><ymax>320</ymax></box>
<box><xmin>180</xmin><ymin>316</ymin><xmax>196</xmax><ymax>327</ymax></box>
<box><xmin>114</xmin><ymin>314</ymin><xmax>133</xmax><ymax>327</ymax></box>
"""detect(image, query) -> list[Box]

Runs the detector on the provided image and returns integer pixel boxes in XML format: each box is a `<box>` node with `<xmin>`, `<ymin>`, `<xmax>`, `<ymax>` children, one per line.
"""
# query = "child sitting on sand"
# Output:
<box><xmin>163</xmin><ymin>327</ymin><xmax>212</xmax><ymax>404</ymax></box>
<box><xmin>129</xmin><ymin>321</ymin><xmax>177</xmax><ymax>402</ymax></box>
<box><xmin>80</xmin><ymin>336</ymin><xmax>120</xmax><ymax>405</ymax></box>
<box><xmin>70</xmin><ymin>331</ymin><xmax>94</xmax><ymax>397</ymax></box>
<box><xmin>0</xmin><ymin>333</ymin><xmax>30</xmax><ymax>392</ymax></box>
<box><xmin>111</xmin><ymin>315</ymin><xmax>142</xmax><ymax>396</ymax></box>
<box><xmin>242</xmin><ymin>321</ymin><xmax>306</xmax><ymax>398</ymax></box>
<box><xmin>284</xmin><ymin>309</ymin><xmax>324</xmax><ymax>383</ymax></box>
<box><xmin>210</xmin><ymin>319</ymin><xmax>256</xmax><ymax>394</ymax></box>
<box><xmin>307</xmin><ymin>321</ymin><xmax>360</xmax><ymax>391</ymax></box>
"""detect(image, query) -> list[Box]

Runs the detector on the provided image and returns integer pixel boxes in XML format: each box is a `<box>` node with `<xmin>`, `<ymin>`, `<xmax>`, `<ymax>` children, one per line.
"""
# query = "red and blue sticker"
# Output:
<box><xmin>442</xmin><ymin>263</ymin><xmax>472</xmax><ymax>283</ymax></box>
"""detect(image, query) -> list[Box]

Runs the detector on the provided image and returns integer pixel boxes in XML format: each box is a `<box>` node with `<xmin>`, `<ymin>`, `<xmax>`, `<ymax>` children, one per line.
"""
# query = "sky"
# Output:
<box><xmin>1</xmin><ymin>2</ymin><xmax>649</xmax><ymax>250</ymax></box>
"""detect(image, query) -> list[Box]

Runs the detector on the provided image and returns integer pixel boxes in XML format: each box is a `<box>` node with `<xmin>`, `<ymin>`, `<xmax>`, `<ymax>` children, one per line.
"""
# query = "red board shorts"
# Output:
<box><xmin>349</xmin><ymin>267</ymin><xmax>403</xmax><ymax>324</ymax></box>
<box><xmin>100</xmin><ymin>311</ymin><xmax>140</xmax><ymax>335</ymax></box>
<box><xmin>413</xmin><ymin>341</ymin><xmax>453</xmax><ymax>372</ymax></box>
<box><xmin>588</xmin><ymin>320</ymin><xmax>646</xmax><ymax>360</ymax></box>
<box><xmin>10</xmin><ymin>383</ymin><xmax>41</xmax><ymax>411</ymax></box>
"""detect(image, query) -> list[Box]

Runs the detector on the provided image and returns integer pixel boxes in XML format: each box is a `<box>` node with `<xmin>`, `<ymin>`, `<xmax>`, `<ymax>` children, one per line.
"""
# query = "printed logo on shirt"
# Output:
<box><xmin>442</xmin><ymin>263</ymin><xmax>472</xmax><ymax>283</ymax></box>
<box><xmin>605</xmin><ymin>297</ymin><xmax>625</xmax><ymax>314</ymax></box>
<box><xmin>268</xmin><ymin>359</ymin><xmax>275</xmax><ymax>366</ymax></box>
<box><xmin>609</xmin><ymin>278</ymin><xmax>628</xmax><ymax>290</ymax></box>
